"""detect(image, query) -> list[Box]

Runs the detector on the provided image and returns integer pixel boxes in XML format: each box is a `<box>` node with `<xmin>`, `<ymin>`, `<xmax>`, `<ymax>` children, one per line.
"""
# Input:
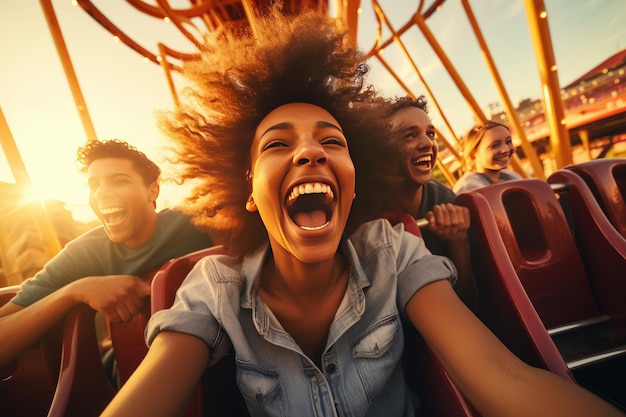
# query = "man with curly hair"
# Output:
<box><xmin>0</xmin><ymin>139</ymin><xmax>213</xmax><ymax>368</ymax></box>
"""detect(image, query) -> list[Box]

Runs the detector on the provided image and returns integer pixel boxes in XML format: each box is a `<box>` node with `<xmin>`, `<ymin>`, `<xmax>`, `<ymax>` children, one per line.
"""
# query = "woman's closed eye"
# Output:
<box><xmin>262</xmin><ymin>139</ymin><xmax>289</xmax><ymax>151</ymax></box>
<box><xmin>321</xmin><ymin>136</ymin><xmax>347</xmax><ymax>147</ymax></box>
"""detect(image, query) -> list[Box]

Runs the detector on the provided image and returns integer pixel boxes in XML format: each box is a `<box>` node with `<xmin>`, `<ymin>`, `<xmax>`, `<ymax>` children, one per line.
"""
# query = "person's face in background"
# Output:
<box><xmin>87</xmin><ymin>158</ymin><xmax>159</xmax><ymax>247</ymax></box>
<box><xmin>387</xmin><ymin>106</ymin><xmax>438</xmax><ymax>186</ymax></box>
<box><xmin>474</xmin><ymin>126</ymin><xmax>515</xmax><ymax>173</ymax></box>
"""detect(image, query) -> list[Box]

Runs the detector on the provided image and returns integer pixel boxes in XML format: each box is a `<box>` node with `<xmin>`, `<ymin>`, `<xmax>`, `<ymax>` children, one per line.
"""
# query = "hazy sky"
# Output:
<box><xmin>1</xmin><ymin>0</ymin><xmax>625</xmax><ymax>221</ymax></box>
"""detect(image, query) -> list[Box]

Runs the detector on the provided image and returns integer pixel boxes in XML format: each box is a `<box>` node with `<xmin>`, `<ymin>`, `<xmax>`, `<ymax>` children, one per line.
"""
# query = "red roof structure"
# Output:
<box><xmin>564</xmin><ymin>48</ymin><xmax>626</xmax><ymax>89</ymax></box>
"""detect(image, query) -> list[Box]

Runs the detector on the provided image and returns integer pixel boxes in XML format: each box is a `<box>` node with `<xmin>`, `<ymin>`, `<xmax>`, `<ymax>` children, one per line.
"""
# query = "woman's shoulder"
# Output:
<box><xmin>452</xmin><ymin>171</ymin><xmax>487</xmax><ymax>194</ymax></box>
<box><xmin>349</xmin><ymin>218</ymin><xmax>394</xmax><ymax>242</ymax></box>
<box><xmin>174</xmin><ymin>251</ymin><xmax>247</xmax><ymax>306</ymax></box>
<box><xmin>500</xmin><ymin>169</ymin><xmax>524</xmax><ymax>180</ymax></box>
<box><xmin>347</xmin><ymin>218</ymin><xmax>427</xmax><ymax>260</ymax></box>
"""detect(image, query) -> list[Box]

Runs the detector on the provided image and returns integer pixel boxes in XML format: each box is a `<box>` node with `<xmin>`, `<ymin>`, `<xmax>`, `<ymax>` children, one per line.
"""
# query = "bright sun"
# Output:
<box><xmin>11</xmin><ymin>138</ymin><xmax>189</xmax><ymax>225</ymax></box>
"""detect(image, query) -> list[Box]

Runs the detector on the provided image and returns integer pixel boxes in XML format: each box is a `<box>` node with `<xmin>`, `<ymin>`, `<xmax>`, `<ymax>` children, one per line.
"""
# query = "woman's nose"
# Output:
<box><xmin>293</xmin><ymin>140</ymin><xmax>327</xmax><ymax>166</ymax></box>
<box><xmin>503</xmin><ymin>143</ymin><xmax>514</xmax><ymax>153</ymax></box>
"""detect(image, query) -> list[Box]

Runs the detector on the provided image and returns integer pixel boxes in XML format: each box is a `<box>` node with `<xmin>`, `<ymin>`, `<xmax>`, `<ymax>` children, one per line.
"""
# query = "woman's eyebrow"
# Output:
<box><xmin>317</xmin><ymin>121</ymin><xmax>343</xmax><ymax>132</ymax></box>
<box><xmin>260</xmin><ymin>120</ymin><xmax>343</xmax><ymax>140</ymax></box>
<box><xmin>260</xmin><ymin>122</ymin><xmax>292</xmax><ymax>139</ymax></box>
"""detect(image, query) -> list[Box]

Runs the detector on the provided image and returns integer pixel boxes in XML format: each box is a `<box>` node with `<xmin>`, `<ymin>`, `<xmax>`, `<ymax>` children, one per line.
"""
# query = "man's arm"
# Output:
<box><xmin>0</xmin><ymin>275</ymin><xmax>150</xmax><ymax>368</ymax></box>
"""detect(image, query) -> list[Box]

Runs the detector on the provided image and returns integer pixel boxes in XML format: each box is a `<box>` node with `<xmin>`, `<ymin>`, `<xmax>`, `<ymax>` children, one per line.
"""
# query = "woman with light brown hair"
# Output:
<box><xmin>453</xmin><ymin>120</ymin><xmax>523</xmax><ymax>194</ymax></box>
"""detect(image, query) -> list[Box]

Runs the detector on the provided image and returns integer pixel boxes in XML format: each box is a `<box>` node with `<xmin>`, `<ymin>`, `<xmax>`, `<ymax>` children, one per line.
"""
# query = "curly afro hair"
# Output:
<box><xmin>159</xmin><ymin>4</ymin><xmax>391</xmax><ymax>256</ymax></box>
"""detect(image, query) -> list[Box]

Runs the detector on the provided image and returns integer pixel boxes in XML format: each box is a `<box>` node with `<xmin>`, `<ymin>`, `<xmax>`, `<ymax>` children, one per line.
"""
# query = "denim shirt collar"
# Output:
<box><xmin>238</xmin><ymin>238</ymin><xmax>372</xmax><ymax>340</ymax></box>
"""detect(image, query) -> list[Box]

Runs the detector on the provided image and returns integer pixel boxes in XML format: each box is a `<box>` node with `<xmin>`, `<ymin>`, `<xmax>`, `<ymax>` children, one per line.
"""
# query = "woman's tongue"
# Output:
<box><xmin>293</xmin><ymin>210</ymin><xmax>327</xmax><ymax>229</ymax></box>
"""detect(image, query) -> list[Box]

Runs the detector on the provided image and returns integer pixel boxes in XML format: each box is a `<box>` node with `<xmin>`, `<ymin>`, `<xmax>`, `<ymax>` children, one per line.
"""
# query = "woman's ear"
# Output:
<box><xmin>245</xmin><ymin>194</ymin><xmax>257</xmax><ymax>212</ymax></box>
<box><xmin>245</xmin><ymin>169</ymin><xmax>257</xmax><ymax>212</ymax></box>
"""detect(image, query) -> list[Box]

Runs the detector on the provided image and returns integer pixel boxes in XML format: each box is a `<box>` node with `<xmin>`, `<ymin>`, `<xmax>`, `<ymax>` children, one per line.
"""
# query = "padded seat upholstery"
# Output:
<box><xmin>456</xmin><ymin>175</ymin><xmax>626</xmax><ymax>408</ymax></box>
<box><xmin>562</xmin><ymin>158</ymin><xmax>626</xmax><ymax>238</ymax></box>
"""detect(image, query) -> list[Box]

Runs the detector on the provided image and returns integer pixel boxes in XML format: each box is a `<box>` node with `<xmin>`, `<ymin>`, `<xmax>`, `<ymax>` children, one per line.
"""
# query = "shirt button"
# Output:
<box><xmin>326</xmin><ymin>363</ymin><xmax>337</xmax><ymax>374</ymax></box>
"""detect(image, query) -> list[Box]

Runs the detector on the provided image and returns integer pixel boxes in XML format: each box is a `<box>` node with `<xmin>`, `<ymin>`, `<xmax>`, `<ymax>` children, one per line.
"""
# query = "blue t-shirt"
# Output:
<box><xmin>12</xmin><ymin>209</ymin><xmax>213</xmax><ymax>306</ymax></box>
<box><xmin>418</xmin><ymin>179</ymin><xmax>458</xmax><ymax>257</ymax></box>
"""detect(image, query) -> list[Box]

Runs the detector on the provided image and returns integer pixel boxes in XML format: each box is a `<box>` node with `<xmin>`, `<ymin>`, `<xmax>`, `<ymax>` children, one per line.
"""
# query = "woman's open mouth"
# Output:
<box><xmin>286</xmin><ymin>182</ymin><xmax>335</xmax><ymax>230</ymax></box>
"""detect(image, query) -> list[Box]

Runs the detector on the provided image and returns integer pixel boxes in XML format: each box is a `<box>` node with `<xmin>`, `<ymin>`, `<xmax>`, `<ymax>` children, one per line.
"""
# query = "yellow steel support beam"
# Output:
<box><xmin>411</xmin><ymin>9</ymin><xmax>486</xmax><ymax>124</ymax></box>
<box><xmin>524</xmin><ymin>0</ymin><xmax>572</xmax><ymax>169</ymax></box>
<box><xmin>370</xmin><ymin>0</ymin><xmax>462</xmax><ymax>154</ymax></box>
<box><xmin>158</xmin><ymin>43</ymin><xmax>180</xmax><ymax>109</ymax></box>
<box><xmin>579</xmin><ymin>129</ymin><xmax>591</xmax><ymax>161</ymax></box>
<box><xmin>0</xmin><ymin>106</ymin><xmax>31</xmax><ymax>186</ymax></box>
<box><xmin>461</xmin><ymin>0</ymin><xmax>541</xmax><ymax>179</ymax></box>
<box><xmin>40</xmin><ymin>0</ymin><xmax>98</xmax><ymax>143</ymax></box>
<box><xmin>0</xmin><ymin>107</ymin><xmax>62</xmax><ymax>263</ymax></box>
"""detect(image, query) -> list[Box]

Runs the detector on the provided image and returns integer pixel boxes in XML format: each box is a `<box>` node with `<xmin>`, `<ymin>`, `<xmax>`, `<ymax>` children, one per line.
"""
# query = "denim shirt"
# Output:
<box><xmin>147</xmin><ymin>219</ymin><xmax>457</xmax><ymax>417</ymax></box>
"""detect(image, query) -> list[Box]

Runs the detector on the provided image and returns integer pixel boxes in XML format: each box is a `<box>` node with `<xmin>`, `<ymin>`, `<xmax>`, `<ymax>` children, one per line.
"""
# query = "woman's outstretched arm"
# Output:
<box><xmin>101</xmin><ymin>331</ymin><xmax>210</xmax><ymax>417</ymax></box>
<box><xmin>406</xmin><ymin>279</ymin><xmax>625</xmax><ymax>417</ymax></box>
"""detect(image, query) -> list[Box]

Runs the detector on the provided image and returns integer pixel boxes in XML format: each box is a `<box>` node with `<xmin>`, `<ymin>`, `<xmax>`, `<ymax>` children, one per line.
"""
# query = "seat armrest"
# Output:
<box><xmin>48</xmin><ymin>304</ymin><xmax>115</xmax><ymax>417</ymax></box>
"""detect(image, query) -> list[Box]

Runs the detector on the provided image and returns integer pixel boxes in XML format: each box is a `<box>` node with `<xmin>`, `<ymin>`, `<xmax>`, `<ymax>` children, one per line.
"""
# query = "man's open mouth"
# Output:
<box><xmin>412</xmin><ymin>155</ymin><xmax>433</xmax><ymax>169</ymax></box>
<box><xmin>286</xmin><ymin>182</ymin><xmax>335</xmax><ymax>230</ymax></box>
<box><xmin>100</xmin><ymin>206</ymin><xmax>127</xmax><ymax>225</ymax></box>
